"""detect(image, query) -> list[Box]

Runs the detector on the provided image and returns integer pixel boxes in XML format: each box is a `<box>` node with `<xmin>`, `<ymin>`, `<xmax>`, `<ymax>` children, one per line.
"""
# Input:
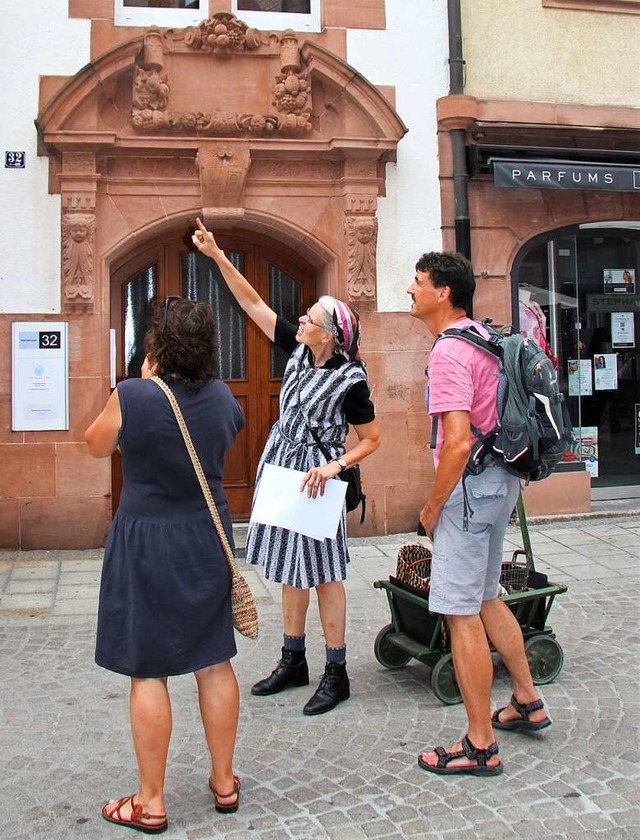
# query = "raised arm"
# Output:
<box><xmin>192</xmin><ymin>218</ymin><xmax>277</xmax><ymax>341</ymax></box>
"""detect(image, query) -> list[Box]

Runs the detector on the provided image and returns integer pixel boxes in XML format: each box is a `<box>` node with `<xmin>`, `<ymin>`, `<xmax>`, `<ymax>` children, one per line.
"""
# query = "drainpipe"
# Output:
<box><xmin>447</xmin><ymin>0</ymin><xmax>471</xmax><ymax>262</ymax></box>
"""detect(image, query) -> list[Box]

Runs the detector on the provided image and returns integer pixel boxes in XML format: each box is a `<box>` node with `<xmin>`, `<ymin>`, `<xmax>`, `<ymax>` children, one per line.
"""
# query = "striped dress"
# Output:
<box><xmin>246</xmin><ymin>341</ymin><xmax>369</xmax><ymax>588</ymax></box>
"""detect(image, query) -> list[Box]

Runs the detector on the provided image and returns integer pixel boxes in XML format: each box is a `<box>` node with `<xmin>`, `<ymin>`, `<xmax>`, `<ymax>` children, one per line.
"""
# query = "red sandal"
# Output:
<box><xmin>101</xmin><ymin>794</ymin><xmax>168</xmax><ymax>834</ymax></box>
<box><xmin>208</xmin><ymin>774</ymin><xmax>241</xmax><ymax>814</ymax></box>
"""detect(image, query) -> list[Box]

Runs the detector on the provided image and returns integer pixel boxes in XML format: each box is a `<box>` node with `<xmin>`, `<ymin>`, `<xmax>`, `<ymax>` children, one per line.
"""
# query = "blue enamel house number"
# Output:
<box><xmin>5</xmin><ymin>151</ymin><xmax>26</xmax><ymax>169</ymax></box>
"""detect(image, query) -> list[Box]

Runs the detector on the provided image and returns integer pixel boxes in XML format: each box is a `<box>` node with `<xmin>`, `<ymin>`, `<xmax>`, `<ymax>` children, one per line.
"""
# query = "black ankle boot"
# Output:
<box><xmin>302</xmin><ymin>662</ymin><xmax>350</xmax><ymax>716</ymax></box>
<box><xmin>251</xmin><ymin>648</ymin><xmax>310</xmax><ymax>696</ymax></box>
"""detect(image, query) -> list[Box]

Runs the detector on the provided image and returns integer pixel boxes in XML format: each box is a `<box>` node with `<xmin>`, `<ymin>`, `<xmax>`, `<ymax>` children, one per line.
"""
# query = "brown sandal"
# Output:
<box><xmin>208</xmin><ymin>774</ymin><xmax>241</xmax><ymax>814</ymax></box>
<box><xmin>101</xmin><ymin>794</ymin><xmax>168</xmax><ymax>834</ymax></box>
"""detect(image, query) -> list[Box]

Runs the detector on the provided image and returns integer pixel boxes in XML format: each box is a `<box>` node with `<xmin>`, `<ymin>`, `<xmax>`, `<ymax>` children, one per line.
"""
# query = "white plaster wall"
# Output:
<box><xmin>0</xmin><ymin>1</ymin><xmax>90</xmax><ymax>313</ymax></box>
<box><xmin>346</xmin><ymin>0</ymin><xmax>450</xmax><ymax>313</ymax></box>
<box><xmin>462</xmin><ymin>0</ymin><xmax>640</xmax><ymax>108</ymax></box>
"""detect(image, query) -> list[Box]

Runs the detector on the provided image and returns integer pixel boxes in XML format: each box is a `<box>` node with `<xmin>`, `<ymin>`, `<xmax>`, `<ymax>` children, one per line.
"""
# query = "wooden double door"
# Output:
<box><xmin>110</xmin><ymin>228</ymin><xmax>316</xmax><ymax>520</ymax></box>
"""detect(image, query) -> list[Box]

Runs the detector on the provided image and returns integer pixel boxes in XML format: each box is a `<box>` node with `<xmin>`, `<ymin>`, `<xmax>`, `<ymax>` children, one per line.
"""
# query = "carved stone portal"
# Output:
<box><xmin>345</xmin><ymin>215</ymin><xmax>378</xmax><ymax>308</ymax></box>
<box><xmin>62</xmin><ymin>213</ymin><xmax>95</xmax><ymax>311</ymax></box>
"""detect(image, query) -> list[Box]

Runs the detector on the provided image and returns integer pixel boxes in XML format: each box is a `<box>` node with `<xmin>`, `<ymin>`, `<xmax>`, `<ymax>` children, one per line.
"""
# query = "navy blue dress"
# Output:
<box><xmin>95</xmin><ymin>377</ymin><xmax>245</xmax><ymax>679</ymax></box>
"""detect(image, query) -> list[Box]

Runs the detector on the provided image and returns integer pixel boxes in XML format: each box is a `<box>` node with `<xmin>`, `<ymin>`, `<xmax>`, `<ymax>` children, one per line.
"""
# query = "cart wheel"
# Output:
<box><xmin>374</xmin><ymin>624</ymin><xmax>412</xmax><ymax>669</ymax></box>
<box><xmin>430</xmin><ymin>654</ymin><xmax>462</xmax><ymax>705</ymax></box>
<box><xmin>525</xmin><ymin>634</ymin><xmax>564</xmax><ymax>685</ymax></box>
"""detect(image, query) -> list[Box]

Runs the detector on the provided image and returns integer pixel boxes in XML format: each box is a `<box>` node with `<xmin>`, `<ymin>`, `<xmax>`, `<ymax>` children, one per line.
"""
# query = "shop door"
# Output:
<box><xmin>516</xmin><ymin>229</ymin><xmax>640</xmax><ymax>495</ymax></box>
<box><xmin>110</xmin><ymin>229</ymin><xmax>316</xmax><ymax>520</ymax></box>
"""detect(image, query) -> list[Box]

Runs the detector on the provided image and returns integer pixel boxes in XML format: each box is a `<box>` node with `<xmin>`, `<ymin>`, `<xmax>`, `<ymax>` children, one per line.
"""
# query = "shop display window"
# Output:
<box><xmin>514</xmin><ymin>227</ymin><xmax>640</xmax><ymax>493</ymax></box>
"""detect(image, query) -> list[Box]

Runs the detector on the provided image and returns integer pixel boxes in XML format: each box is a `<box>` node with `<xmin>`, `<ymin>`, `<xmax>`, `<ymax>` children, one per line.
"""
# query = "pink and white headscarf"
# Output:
<box><xmin>318</xmin><ymin>296</ymin><xmax>362</xmax><ymax>363</ymax></box>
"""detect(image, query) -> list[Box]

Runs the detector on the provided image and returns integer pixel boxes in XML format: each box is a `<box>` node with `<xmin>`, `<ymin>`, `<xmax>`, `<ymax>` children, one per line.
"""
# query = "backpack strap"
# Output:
<box><xmin>428</xmin><ymin>324</ymin><xmax>501</xmax><ymax>451</ymax></box>
<box><xmin>436</xmin><ymin>325</ymin><xmax>502</xmax><ymax>359</ymax></box>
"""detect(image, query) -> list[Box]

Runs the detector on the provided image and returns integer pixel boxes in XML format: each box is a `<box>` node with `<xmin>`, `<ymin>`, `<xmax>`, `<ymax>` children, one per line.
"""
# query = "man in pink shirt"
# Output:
<box><xmin>408</xmin><ymin>252</ymin><xmax>551</xmax><ymax>777</ymax></box>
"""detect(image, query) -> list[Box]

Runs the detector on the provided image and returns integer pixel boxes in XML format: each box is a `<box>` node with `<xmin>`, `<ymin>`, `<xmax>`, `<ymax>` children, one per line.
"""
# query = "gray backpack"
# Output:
<box><xmin>432</xmin><ymin>322</ymin><xmax>574</xmax><ymax>483</ymax></box>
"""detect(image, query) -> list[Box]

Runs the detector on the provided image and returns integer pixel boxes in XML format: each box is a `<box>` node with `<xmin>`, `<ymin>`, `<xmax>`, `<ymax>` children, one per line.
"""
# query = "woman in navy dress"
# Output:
<box><xmin>85</xmin><ymin>298</ymin><xmax>244</xmax><ymax>834</ymax></box>
<box><xmin>192</xmin><ymin>218</ymin><xmax>381</xmax><ymax>717</ymax></box>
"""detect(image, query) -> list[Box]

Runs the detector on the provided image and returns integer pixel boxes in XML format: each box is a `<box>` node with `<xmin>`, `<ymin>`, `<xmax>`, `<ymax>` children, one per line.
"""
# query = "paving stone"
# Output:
<box><xmin>0</xmin><ymin>517</ymin><xmax>638</xmax><ymax>840</ymax></box>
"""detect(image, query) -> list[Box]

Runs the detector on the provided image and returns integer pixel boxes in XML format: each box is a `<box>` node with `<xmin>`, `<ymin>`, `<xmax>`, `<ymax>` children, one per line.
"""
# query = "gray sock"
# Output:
<box><xmin>326</xmin><ymin>645</ymin><xmax>346</xmax><ymax>665</ymax></box>
<box><xmin>283</xmin><ymin>634</ymin><xmax>306</xmax><ymax>652</ymax></box>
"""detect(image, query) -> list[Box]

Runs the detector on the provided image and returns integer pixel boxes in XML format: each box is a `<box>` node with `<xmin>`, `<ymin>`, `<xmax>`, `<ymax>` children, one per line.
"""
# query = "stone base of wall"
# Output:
<box><xmin>521</xmin><ymin>470</ymin><xmax>591</xmax><ymax>517</ymax></box>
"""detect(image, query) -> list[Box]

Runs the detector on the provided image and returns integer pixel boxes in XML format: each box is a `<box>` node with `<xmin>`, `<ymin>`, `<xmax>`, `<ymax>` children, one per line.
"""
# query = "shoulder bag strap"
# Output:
<box><xmin>150</xmin><ymin>376</ymin><xmax>237</xmax><ymax>576</ymax></box>
<box><xmin>294</xmin><ymin>360</ymin><xmax>334</xmax><ymax>463</ymax></box>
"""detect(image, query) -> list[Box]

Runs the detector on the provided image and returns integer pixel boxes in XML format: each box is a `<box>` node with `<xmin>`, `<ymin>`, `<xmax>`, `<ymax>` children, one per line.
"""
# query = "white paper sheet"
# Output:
<box><xmin>250</xmin><ymin>463</ymin><xmax>348</xmax><ymax>541</ymax></box>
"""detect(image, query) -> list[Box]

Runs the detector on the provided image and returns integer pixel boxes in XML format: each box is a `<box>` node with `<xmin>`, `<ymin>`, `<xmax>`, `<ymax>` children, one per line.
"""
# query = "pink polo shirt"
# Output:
<box><xmin>427</xmin><ymin>318</ymin><xmax>499</xmax><ymax>464</ymax></box>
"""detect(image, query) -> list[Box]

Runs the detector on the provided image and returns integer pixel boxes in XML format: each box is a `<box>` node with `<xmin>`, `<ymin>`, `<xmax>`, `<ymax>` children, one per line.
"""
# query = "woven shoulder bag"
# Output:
<box><xmin>152</xmin><ymin>377</ymin><xmax>259</xmax><ymax>640</ymax></box>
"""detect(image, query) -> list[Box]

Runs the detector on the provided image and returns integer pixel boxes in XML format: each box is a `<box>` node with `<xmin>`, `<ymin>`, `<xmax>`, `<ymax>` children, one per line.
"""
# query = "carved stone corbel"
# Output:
<box><xmin>62</xmin><ymin>212</ymin><xmax>95</xmax><ymax>311</ymax></box>
<box><xmin>59</xmin><ymin>153</ymin><xmax>98</xmax><ymax>312</ymax></box>
<box><xmin>198</xmin><ymin>143</ymin><xmax>251</xmax><ymax>222</ymax></box>
<box><xmin>344</xmin><ymin>210</ymin><xmax>378</xmax><ymax>309</ymax></box>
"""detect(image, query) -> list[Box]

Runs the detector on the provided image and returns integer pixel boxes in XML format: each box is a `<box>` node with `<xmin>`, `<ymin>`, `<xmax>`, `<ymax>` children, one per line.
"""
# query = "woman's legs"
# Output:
<box><xmin>315</xmin><ymin>581</ymin><xmax>346</xmax><ymax>649</ymax></box>
<box><xmin>103</xmin><ymin>677</ymin><xmax>171</xmax><ymax>825</ymax></box>
<box><xmin>194</xmin><ymin>661</ymin><xmax>240</xmax><ymax>803</ymax></box>
<box><xmin>282</xmin><ymin>584</ymin><xmax>310</xmax><ymax>635</ymax></box>
<box><xmin>303</xmin><ymin>581</ymin><xmax>350</xmax><ymax>716</ymax></box>
<box><xmin>251</xmin><ymin>585</ymin><xmax>310</xmax><ymax>695</ymax></box>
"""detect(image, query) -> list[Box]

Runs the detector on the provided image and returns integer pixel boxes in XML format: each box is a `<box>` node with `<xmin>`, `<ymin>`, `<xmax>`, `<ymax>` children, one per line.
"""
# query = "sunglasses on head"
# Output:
<box><xmin>161</xmin><ymin>296</ymin><xmax>181</xmax><ymax>331</ymax></box>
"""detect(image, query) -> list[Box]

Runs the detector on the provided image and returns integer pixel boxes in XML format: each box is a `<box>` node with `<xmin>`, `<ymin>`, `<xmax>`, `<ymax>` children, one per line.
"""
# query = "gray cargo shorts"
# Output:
<box><xmin>428</xmin><ymin>466</ymin><xmax>521</xmax><ymax>616</ymax></box>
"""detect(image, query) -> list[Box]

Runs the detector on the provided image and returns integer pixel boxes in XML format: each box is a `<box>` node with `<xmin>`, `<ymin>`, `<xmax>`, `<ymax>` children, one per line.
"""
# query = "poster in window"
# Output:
<box><xmin>566</xmin><ymin>426</ymin><xmax>599</xmax><ymax>478</ymax></box>
<box><xmin>594</xmin><ymin>354</ymin><xmax>618</xmax><ymax>391</ymax></box>
<box><xmin>567</xmin><ymin>359</ymin><xmax>592</xmax><ymax>396</ymax></box>
<box><xmin>611</xmin><ymin>311</ymin><xmax>635</xmax><ymax>348</ymax></box>
<box><xmin>603</xmin><ymin>268</ymin><xmax>635</xmax><ymax>295</ymax></box>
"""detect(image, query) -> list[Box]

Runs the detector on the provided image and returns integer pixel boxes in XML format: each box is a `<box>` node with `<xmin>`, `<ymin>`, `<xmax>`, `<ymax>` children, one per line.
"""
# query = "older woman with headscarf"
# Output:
<box><xmin>192</xmin><ymin>219</ymin><xmax>380</xmax><ymax>715</ymax></box>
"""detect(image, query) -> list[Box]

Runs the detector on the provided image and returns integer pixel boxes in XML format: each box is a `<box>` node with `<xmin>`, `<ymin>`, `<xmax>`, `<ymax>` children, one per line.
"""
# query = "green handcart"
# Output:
<box><xmin>373</xmin><ymin>494</ymin><xmax>567</xmax><ymax>704</ymax></box>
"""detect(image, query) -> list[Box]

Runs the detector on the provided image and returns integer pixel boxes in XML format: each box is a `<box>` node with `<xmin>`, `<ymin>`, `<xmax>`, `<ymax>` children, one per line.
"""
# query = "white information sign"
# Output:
<box><xmin>594</xmin><ymin>353</ymin><xmax>618</xmax><ymax>391</ymax></box>
<box><xmin>12</xmin><ymin>322</ymin><xmax>69</xmax><ymax>431</ymax></box>
<box><xmin>611</xmin><ymin>311</ymin><xmax>635</xmax><ymax>348</ymax></box>
<box><xmin>567</xmin><ymin>359</ymin><xmax>592</xmax><ymax>396</ymax></box>
<box><xmin>250</xmin><ymin>463</ymin><xmax>347</xmax><ymax>541</ymax></box>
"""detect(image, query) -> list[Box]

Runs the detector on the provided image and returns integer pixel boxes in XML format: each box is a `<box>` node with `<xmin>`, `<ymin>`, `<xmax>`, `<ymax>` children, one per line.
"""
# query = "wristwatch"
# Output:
<box><xmin>335</xmin><ymin>458</ymin><xmax>348</xmax><ymax>472</ymax></box>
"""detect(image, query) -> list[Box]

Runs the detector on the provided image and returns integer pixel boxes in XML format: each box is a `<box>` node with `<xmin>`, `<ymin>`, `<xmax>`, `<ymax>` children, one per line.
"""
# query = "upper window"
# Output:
<box><xmin>115</xmin><ymin>1</ymin><xmax>204</xmax><ymax>27</ymax></box>
<box><xmin>542</xmin><ymin>1</ymin><xmax>640</xmax><ymax>14</ymax></box>
<box><xmin>233</xmin><ymin>0</ymin><xmax>321</xmax><ymax>32</ymax></box>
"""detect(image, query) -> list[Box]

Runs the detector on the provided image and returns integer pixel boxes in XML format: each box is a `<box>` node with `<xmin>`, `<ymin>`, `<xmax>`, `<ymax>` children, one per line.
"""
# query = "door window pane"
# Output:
<box><xmin>182</xmin><ymin>251</ymin><xmax>246</xmax><ymax>380</ymax></box>
<box><xmin>269</xmin><ymin>264</ymin><xmax>301</xmax><ymax>378</ymax></box>
<box><xmin>124</xmin><ymin>265</ymin><xmax>156</xmax><ymax>379</ymax></box>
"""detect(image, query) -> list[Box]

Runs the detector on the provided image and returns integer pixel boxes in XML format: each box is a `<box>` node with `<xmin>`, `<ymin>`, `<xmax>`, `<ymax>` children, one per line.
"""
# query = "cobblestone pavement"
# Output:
<box><xmin>0</xmin><ymin>514</ymin><xmax>639</xmax><ymax>840</ymax></box>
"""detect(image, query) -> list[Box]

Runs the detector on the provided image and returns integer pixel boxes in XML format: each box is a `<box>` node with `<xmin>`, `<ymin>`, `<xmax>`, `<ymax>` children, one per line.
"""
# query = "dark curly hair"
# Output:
<box><xmin>414</xmin><ymin>252</ymin><xmax>476</xmax><ymax>315</ymax></box>
<box><xmin>144</xmin><ymin>297</ymin><xmax>219</xmax><ymax>391</ymax></box>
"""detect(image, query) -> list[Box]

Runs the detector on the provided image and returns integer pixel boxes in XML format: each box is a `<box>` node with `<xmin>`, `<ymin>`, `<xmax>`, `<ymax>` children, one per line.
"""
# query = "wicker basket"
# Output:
<box><xmin>500</xmin><ymin>556</ymin><xmax>529</xmax><ymax>593</ymax></box>
<box><xmin>395</xmin><ymin>543</ymin><xmax>432</xmax><ymax>595</ymax></box>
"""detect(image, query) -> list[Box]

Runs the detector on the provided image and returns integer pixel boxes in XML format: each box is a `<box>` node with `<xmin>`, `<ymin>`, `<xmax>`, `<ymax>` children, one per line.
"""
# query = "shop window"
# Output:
<box><xmin>514</xmin><ymin>228</ymin><xmax>640</xmax><ymax>492</ymax></box>
<box><xmin>115</xmin><ymin>1</ymin><xmax>204</xmax><ymax>27</ymax></box>
<box><xmin>233</xmin><ymin>0</ymin><xmax>321</xmax><ymax>32</ymax></box>
<box><xmin>542</xmin><ymin>1</ymin><xmax>640</xmax><ymax>15</ymax></box>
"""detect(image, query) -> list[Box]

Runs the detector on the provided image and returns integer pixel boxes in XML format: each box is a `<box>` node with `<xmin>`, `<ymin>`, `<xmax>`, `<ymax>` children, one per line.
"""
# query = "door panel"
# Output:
<box><xmin>110</xmin><ymin>227</ymin><xmax>315</xmax><ymax>520</ymax></box>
